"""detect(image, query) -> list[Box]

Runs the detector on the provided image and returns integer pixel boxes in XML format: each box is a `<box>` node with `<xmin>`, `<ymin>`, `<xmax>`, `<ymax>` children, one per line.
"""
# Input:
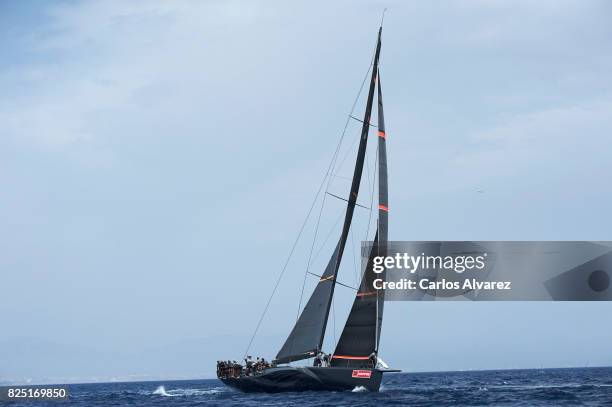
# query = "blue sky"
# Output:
<box><xmin>1</xmin><ymin>0</ymin><xmax>611</xmax><ymax>383</ymax></box>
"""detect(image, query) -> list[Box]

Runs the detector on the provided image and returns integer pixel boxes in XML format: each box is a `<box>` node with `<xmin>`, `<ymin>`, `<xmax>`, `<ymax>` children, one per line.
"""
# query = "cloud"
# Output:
<box><xmin>2</xmin><ymin>0</ymin><xmax>610</xmax><ymax>152</ymax></box>
<box><xmin>0</xmin><ymin>0</ymin><xmax>265</xmax><ymax>148</ymax></box>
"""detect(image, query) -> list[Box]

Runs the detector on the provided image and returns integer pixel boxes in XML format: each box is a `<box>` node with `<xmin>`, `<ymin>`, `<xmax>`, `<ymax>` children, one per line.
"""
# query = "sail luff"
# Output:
<box><xmin>275</xmin><ymin>28</ymin><xmax>383</xmax><ymax>363</ymax></box>
<box><xmin>375</xmin><ymin>70</ymin><xmax>388</xmax><ymax>352</ymax></box>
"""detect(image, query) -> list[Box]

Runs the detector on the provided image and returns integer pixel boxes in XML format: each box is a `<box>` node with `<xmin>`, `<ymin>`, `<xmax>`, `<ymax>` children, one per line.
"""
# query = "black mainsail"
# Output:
<box><xmin>331</xmin><ymin>69</ymin><xmax>388</xmax><ymax>367</ymax></box>
<box><xmin>275</xmin><ymin>27</ymin><xmax>383</xmax><ymax>364</ymax></box>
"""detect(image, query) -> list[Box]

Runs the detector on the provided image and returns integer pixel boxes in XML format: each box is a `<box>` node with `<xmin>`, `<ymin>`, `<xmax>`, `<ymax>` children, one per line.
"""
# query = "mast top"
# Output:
<box><xmin>380</xmin><ymin>8</ymin><xmax>387</xmax><ymax>29</ymax></box>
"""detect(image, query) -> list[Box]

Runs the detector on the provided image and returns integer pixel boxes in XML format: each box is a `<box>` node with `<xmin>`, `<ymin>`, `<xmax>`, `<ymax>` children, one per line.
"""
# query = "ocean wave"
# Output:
<box><xmin>152</xmin><ymin>385</ymin><xmax>227</xmax><ymax>397</ymax></box>
<box><xmin>53</xmin><ymin>368</ymin><xmax>612</xmax><ymax>406</ymax></box>
<box><xmin>153</xmin><ymin>386</ymin><xmax>173</xmax><ymax>397</ymax></box>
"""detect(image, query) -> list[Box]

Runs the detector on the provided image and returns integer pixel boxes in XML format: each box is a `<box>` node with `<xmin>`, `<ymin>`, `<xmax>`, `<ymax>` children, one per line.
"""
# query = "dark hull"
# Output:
<box><xmin>220</xmin><ymin>366</ymin><xmax>384</xmax><ymax>393</ymax></box>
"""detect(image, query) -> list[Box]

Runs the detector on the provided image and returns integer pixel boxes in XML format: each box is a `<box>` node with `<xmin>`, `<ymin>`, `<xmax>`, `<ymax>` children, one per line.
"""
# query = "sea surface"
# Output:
<box><xmin>7</xmin><ymin>367</ymin><xmax>612</xmax><ymax>406</ymax></box>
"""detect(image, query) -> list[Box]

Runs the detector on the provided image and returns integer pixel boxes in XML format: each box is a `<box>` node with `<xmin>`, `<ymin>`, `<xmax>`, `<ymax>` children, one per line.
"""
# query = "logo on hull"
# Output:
<box><xmin>351</xmin><ymin>370</ymin><xmax>372</xmax><ymax>378</ymax></box>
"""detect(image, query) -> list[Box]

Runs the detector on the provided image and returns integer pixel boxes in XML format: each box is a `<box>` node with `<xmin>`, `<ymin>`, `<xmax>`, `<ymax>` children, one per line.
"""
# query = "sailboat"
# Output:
<box><xmin>217</xmin><ymin>24</ymin><xmax>397</xmax><ymax>393</ymax></box>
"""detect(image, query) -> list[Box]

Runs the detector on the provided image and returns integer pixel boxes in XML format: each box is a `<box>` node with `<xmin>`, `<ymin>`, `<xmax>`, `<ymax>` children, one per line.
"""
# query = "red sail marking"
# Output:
<box><xmin>356</xmin><ymin>291</ymin><xmax>376</xmax><ymax>297</ymax></box>
<box><xmin>352</xmin><ymin>370</ymin><xmax>372</xmax><ymax>378</ymax></box>
<box><xmin>332</xmin><ymin>355</ymin><xmax>370</xmax><ymax>360</ymax></box>
<box><xmin>378</xmin><ymin>204</ymin><xmax>389</xmax><ymax>212</ymax></box>
<box><xmin>378</xmin><ymin>131</ymin><xmax>386</xmax><ymax>139</ymax></box>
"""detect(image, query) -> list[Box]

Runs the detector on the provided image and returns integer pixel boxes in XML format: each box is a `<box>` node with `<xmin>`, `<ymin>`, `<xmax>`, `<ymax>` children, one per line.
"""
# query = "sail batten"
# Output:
<box><xmin>275</xmin><ymin>27</ymin><xmax>383</xmax><ymax>364</ymax></box>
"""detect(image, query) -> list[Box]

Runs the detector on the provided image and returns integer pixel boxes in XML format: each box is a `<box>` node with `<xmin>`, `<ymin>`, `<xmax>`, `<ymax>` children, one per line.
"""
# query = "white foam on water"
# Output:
<box><xmin>487</xmin><ymin>383</ymin><xmax>612</xmax><ymax>391</ymax></box>
<box><xmin>175</xmin><ymin>388</ymin><xmax>226</xmax><ymax>396</ymax></box>
<box><xmin>152</xmin><ymin>385</ymin><xmax>227</xmax><ymax>397</ymax></box>
<box><xmin>153</xmin><ymin>385</ymin><xmax>174</xmax><ymax>397</ymax></box>
<box><xmin>352</xmin><ymin>386</ymin><xmax>368</xmax><ymax>392</ymax></box>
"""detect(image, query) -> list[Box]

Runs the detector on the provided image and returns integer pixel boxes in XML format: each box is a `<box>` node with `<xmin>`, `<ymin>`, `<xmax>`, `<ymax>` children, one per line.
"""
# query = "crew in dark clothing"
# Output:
<box><xmin>368</xmin><ymin>352</ymin><xmax>377</xmax><ymax>368</ymax></box>
<box><xmin>245</xmin><ymin>356</ymin><xmax>254</xmax><ymax>376</ymax></box>
<box><xmin>314</xmin><ymin>351</ymin><xmax>324</xmax><ymax>367</ymax></box>
<box><xmin>219</xmin><ymin>356</ymin><xmax>274</xmax><ymax>378</ymax></box>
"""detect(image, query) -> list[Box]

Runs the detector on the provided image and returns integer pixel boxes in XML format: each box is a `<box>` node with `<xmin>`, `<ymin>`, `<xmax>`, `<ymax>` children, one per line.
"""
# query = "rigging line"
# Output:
<box><xmin>294</xmin><ymin>51</ymin><xmax>375</xmax><ymax>323</ymax></box>
<box><xmin>296</xmin><ymin>120</ymin><xmax>348</xmax><ymax>322</ymax></box>
<box><xmin>332</xmin><ymin>112</ymin><xmax>375</xmax><ymax>189</ymax></box>
<box><xmin>295</xmin><ymin>189</ymin><xmax>328</xmax><ymax>322</ymax></box>
<box><xmin>363</xmin><ymin>68</ymin><xmax>382</xmax><ymax>241</ymax></box>
<box><xmin>349</xmin><ymin>115</ymin><xmax>376</xmax><ymax>127</ymax></box>
<box><xmin>244</xmin><ymin>112</ymin><xmax>351</xmax><ymax>360</ymax></box>
<box><xmin>306</xmin><ymin>271</ymin><xmax>358</xmax><ymax>291</ymax></box>
<box><xmin>329</xmin><ymin>51</ymin><xmax>376</xmax><ymax>184</ymax></box>
<box><xmin>325</xmin><ymin>191</ymin><xmax>371</xmax><ymax>210</ymax></box>
<box><xmin>330</xmin><ymin>124</ymin><xmax>373</xmax><ymax>209</ymax></box>
<box><xmin>243</xmin><ymin>165</ymin><xmax>333</xmax><ymax>360</ymax></box>
<box><xmin>349</xmin><ymin>53</ymin><xmax>376</xmax><ymax>123</ymax></box>
<box><xmin>323</xmin><ymin>33</ymin><xmax>382</xmax><ymax>338</ymax></box>
<box><xmin>325</xmin><ymin>34</ymin><xmax>382</xmax><ymax>355</ymax></box>
<box><xmin>311</xmin><ymin>210</ymin><xmax>344</xmax><ymax>264</ymax></box>
<box><xmin>294</xmin><ymin>125</ymin><xmax>346</xmax><ymax>323</ymax></box>
<box><xmin>295</xmin><ymin>138</ymin><xmax>345</xmax><ymax>322</ymax></box>
<box><xmin>332</xmin><ymin>174</ymin><xmax>352</xmax><ymax>181</ymax></box>
<box><xmin>246</xmin><ymin>32</ymin><xmax>379</xmax><ymax>360</ymax></box>
<box><xmin>361</xmin><ymin>131</ymin><xmax>374</xmax><ymax>248</ymax></box>
<box><xmin>330</xmin><ymin>133</ymin><xmax>359</xmax><ymax>182</ymax></box>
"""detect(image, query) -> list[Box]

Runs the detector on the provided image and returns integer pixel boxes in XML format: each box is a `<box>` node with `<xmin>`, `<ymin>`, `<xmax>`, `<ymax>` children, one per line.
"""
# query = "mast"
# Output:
<box><xmin>331</xmin><ymin>27</ymin><xmax>388</xmax><ymax>367</ymax></box>
<box><xmin>275</xmin><ymin>27</ymin><xmax>383</xmax><ymax>364</ymax></box>
<box><xmin>320</xmin><ymin>25</ymin><xmax>383</xmax><ymax>346</ymax></box>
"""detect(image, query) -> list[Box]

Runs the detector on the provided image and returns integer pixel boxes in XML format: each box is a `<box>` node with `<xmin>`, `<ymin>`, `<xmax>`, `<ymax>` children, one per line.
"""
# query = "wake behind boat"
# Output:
<box><xmin>217</xmin><ymin>22</ymin><xmax>398</xmax><ymax>393</ymax></box>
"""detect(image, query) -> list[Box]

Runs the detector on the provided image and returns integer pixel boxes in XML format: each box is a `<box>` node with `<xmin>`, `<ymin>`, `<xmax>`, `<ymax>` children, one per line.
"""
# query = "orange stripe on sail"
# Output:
<box><xmin>331</xmin><ymin>355</ymin><xmax>370</xmax><ymax>360</ymax></box>
<box><xmin>319</xmin><ymin>275</ymin><xmax>335</xmax><ymax>282</ymax></box>
<box><xmin>379</xmin><ymin>204</ymin><xmax>389</xmax><ymax>212</ymax></box>
<box><xmin>356</xmin><ymin>291</ymin><xmax>377</xmax><ymax>297</ymax></box>
<box><xmin>378</xmin><ymin>131</ymin><xmax>386</xmax><ymax>139</ymax></box>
